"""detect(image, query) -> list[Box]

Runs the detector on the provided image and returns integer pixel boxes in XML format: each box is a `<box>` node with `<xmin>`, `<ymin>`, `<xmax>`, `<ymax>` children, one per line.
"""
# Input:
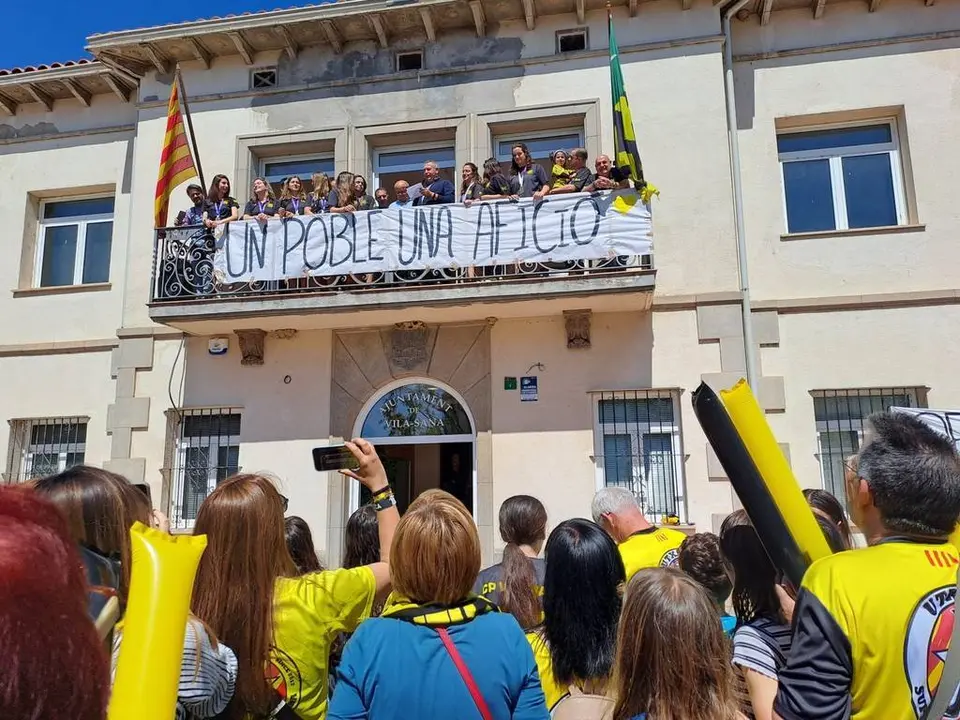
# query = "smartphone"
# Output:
<box><xmin>313</xmin><ymin>445</ymin><xmax>360</xmax><ymax>472</ymax></box>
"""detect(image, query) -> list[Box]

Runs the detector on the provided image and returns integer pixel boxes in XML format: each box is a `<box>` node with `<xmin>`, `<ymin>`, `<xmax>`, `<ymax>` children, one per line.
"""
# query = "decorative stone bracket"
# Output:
<box><xmin>563</xmin><ymin>309</ymin><xmax>592</xmax><ymax>349</ymax></box>
<box><xmin>235</xmin><ymin>329</ymin><xmax>267</xmax><ymax>366</ymax></box>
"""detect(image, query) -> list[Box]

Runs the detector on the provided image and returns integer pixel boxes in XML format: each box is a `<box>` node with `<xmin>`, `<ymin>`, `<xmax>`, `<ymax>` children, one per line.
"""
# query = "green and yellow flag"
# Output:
<box><xmin>609</xmin><ymin>12</ymin><xmax>658</xmax><ymax>203</ymax></box>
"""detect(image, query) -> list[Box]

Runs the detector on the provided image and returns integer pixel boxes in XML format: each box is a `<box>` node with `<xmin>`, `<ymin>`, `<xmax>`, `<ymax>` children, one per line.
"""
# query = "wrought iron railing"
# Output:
<box><xmin>151</xmin><ymin>206</ymin><xmax>653</xmax><ymax>302</ymax></box>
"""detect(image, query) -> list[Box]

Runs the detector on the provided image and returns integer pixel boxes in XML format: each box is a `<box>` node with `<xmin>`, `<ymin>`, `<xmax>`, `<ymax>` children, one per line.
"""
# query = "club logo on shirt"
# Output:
<box><xmin>267</xmin><ymin>646</ymin><xmax>303</xmax><ymax>706</ymax></box>
<box><xmin>659</xmin><ymin>548</ymin><xmax>680</xmax><ymax>567</ymax></box>
<box><xmin>904</xmin><ymin>584</ymin><xmax>960</xmax><ymax>719</ymax></box>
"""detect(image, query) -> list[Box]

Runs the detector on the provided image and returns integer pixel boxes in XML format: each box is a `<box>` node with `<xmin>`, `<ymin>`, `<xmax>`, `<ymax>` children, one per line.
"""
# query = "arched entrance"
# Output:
<box><xmin>350</xmin><ymin>379</ymin><xmax>477</xmax><ymax>517</ymax></box>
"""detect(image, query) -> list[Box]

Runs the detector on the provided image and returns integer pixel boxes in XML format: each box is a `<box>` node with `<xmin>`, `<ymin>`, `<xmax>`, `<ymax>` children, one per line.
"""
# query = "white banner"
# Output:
<box><xmin>213</xmin><ymin>190</ymin><xmax>652</xmax><ymax>281</ymax></box>
<box><xmin>890</xmin><ymin>408</ymin><xmax>960</xmax><ymax>452</ymax></box>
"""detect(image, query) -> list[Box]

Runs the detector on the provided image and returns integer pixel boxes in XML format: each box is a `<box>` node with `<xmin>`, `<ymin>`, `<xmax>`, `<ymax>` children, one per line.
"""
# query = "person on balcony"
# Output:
<box><xmin>328</xmin><ymin>172</ymin><xmax>359</xmax><ymax>214</ymax></box>
<box><xmin>413</xmin><ymin>161</ymin><xmax>455</xmax><ymax>205</ymax></box>
<box><xmin>479</xmin><ymin>157</ymin><xmax>512</xmax><ymax>200</ymax></box>
<box><xmin>391</xmin><ymin>180</ymin><xmax>413</xmax><ymax>209</ymax></box>
<box><xmin>549</xmin><ymin>149</ymin><xmax>593</xmax><ymax>195</ymax></box>
<box><xmin>460</xmin><ymin>162</ymin><xmax>483</xmax><ymax>204</ymax></box>
<box><xmin>278</xmin><ymin>175</ymin><xmax>309</xmax><ymax>217</ymax></box>
<box><xmin>306</xmin><ymin>172</ymin><xmax>332</xmax><ymax>214</ymax></box>
<box><xmin>509</xmin><ymin>143</ymin><xmax>550</xmax><ymax>201</ymax></box>
<box><xmin>202</xmin><ymin>174</ymin><xmax>240</xmax><ymax>229</ymax></box>
<box><xmin>353</xmin><ymin>175</ymin><xmax>377</xmax><ymax>211</ymax></box>
<box><xmin>585</xmin><ymin>155</ymin><xmax>629</xmax><ymax>193</ymax></box>
<box><xmin>374</xmin><ymin>187</ymin><xmax>390</xmax><ymax>208</ymax></box>
<box><xmin>242</xmin><ymin>177</ymin><xmax>279</xmax><ymax>222</ymax></box>
<box><xmin>174</xmin><ymin>184</ymin><xmax>206</xmax><ymax>226</ymax></box>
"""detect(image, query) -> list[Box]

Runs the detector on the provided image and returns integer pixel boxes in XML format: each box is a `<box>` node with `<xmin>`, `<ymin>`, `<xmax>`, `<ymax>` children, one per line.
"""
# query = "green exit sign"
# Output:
<box><xmin>504</xmin><ymin>377</ymin><xmax>518</xmax><ymax>391</ymax></box>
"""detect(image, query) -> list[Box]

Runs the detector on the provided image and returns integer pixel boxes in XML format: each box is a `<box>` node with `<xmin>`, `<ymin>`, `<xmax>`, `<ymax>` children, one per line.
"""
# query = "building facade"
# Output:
<box><xmin>1</xmin><ymin>0</ymin><xmax>957</xmax><ymax>564</ymax></box>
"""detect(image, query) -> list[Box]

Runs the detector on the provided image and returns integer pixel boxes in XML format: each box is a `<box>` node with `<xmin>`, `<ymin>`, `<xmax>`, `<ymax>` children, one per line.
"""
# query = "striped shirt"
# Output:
<box><xmin>112</xmin><ymin>618</ymin><xmax>238</xmax><ymax>719</ymax></box>
<box><xmin>732</xmin><ymin>617</ymin><xmax>793</xmax><ymax>682</ymax></box>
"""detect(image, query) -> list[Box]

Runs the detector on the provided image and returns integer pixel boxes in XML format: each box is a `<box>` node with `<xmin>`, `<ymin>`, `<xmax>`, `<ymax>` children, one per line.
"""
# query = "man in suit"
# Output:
<box><xmin>413</xmin><ymin>160</ymin><xmax>454</xmax><ymax>205</ymax></box>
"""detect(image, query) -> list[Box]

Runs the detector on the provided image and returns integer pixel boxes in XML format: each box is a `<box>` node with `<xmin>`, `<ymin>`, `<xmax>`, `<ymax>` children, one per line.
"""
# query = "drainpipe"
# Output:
<box><xmin>722</xmin><ymin>0</ymin><xmax>759</xmax><ymax>390</ymax></box>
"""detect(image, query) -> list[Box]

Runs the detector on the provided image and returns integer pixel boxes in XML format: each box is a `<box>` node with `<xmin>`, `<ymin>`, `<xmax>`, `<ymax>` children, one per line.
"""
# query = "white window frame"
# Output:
<box><xmin>811</xmin><ymin>387</ymin><xmax>925</xmax><ymax>493</ymax></box>
<box><xmin>372</xmin><ymin>141</ymin><xmax>456</xmax><ymax>190</ymax></box>
<box><xmin>778</xmin><ymin>118</ymin><xmax>907</xmax><ymax>233</ymax></box>
<box><xmin>590</xmin><ymin>390</ymin><xmax>686</xmax><ymax>523</ymax></box>
<box><xmin>493</xmin><ymin>127</ymin><xmax>586</xmax><ymax>163</ymax></box>
<box><xmin>170</xmin><ymin>409</ymin><xmax>242</xmax><ymax>531</ymax></box>
<box><xmin>34</xmin><ymin>195</ymin><xmax>114</xmax><ymax>288</ymax></box>
<box><xmin>259</xmin><ymin>153</ymin><xmax>336</xmax><ymax>184</ymax></box>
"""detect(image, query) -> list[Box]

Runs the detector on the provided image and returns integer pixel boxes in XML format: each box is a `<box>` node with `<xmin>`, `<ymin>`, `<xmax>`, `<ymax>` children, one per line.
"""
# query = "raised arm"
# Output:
<box><xmin>342</xmin><ymin>439</ymin><xmax>399</xmax><ymax>595</ymax></box>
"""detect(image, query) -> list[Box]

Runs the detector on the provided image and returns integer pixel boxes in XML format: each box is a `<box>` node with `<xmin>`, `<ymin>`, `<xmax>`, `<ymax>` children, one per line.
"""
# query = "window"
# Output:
<box><xmin>373</xmin><ymin>144</ymin><xmax>455</xmax><ymax>199</ymax></box>
<box><xmin>260</xmin><ymin>155</ymin><xmax>336</xmax><ymax>197</ymax></box>
<box><xmin>169</xmin><ymin>409</ymin><xmax>241</xmax><ymax>530</ymax></box>
<box><xmin>36</xmin><ymin>197</ymin><xmax>114</xmax><ymax>287</ymax></box>
<box><xmin>396</xmin><ymin>50</ymin><xmax>423</xmax><ymax>72</ymax></box>
<box><xmin>557</xmin><ymin>28</ymin><xmax>588</xmax><ymax>53</ymax></box>
<box><xmin>250</xmin><ymin>68</ymin><xmax>278</xmax><ymax>90</ymax></box>
<box><xmin>592</xmin><ymin>390</ymin><xmax>685</xmax><ymax>522</ymax></box>
<box><xmin>812</xmin><ymin>387</ymin><xmax>926</xmax><ymax>499</ymax></box>
<box><xmin>495</xmin><ymin>129</ymin><xmax>585</xmax><ymax>178</ymax></box>
<box><xmin>778</xmin><ymin>121</ymin><xmax>907</xmax><ymax>234</ymax></box>
<box><xmin>4</xmin><ymin>417</ymin><xmax>87</xmax><ymax>483</ymax></box>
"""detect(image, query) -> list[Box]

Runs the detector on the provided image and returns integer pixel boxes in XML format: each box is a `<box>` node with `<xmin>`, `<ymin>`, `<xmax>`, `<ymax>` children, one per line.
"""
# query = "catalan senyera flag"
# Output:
<box><xmin>608</xmin><ymin>12</ymin><xmax>658</xmax><ymax>203</ymax></box>
<box><xmin>154</xmin><ymin>71</ymin><xmax>198</xmax><ymax>228</ymax></box>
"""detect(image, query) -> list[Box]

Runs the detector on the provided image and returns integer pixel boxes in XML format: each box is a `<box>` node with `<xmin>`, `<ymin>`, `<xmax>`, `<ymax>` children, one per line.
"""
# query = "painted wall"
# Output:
<box><xmin>0</xmin><ymin>350</ymin><xmax>114</xmax><ymax>477</ymax></box>
<box><xmin>178</xmin><ymin>330</ymin><xmax>334</xmax><ymax>545</ymax></box>
<box><xmin>762</xmin><ymin>303</ymin><xmax>960</xmax><ymax>495</ymax></box>
<box><xmin>733</xmin><ymin>5</ymin><xmax>960</xmax><ymax>300</ymax></box>
<box><xmin>0</xmin><ymin>132</ymin><xmax>134</xmax><ymax>345</ymax></box>
<box><xmin>490</xmin><ymin>310</ymin><xmax>655</xmax><ymax>546</ymax></box>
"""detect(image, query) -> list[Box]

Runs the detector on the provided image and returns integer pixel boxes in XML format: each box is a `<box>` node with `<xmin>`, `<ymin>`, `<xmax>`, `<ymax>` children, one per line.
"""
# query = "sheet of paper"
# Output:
<box><xmin>406</xmin><ymin>183</ymin><xmax>423</xmax><ymax>201</ymax></box>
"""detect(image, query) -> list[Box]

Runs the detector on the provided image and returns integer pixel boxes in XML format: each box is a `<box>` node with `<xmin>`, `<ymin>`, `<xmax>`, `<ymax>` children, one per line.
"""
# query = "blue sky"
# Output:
<box><xmin>1</xmin><ymin>2</ymin><xmax>314</xmax><ymax>68</ymax></box>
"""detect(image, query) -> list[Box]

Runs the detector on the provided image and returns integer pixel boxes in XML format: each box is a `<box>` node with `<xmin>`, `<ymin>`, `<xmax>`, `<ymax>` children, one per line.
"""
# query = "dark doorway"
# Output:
<box><xmin>361</xmin><ymin>442</ymin><xmax>473</xmax><ymax>514</ymax></box>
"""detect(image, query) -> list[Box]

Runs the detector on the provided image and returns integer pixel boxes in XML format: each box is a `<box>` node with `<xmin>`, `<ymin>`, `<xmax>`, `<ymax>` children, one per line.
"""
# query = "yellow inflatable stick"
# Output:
<box><xmin>109</xmin><ymin>522</ymin><xmax>207</xmax><ymax>720</ymax></box>
<box><xmin>720</xmin><ymin>379</ymin><xmax>832</xmax><ymax>568</ymax></box>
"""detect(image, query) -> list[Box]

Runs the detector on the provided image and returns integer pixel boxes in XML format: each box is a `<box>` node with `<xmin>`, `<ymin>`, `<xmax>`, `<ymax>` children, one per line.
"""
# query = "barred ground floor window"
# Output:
<box><xmin>591</xmin><ymin>389</ymin><xmax>686</xmax><ymax>523</ymax></box>
<box><xmin>812</xmin><ymin>387</ymin><xmax>927</xmax><ymax>500</ymax></box>
<box><xmin>164</xmin><ymin>408</ymin><xmax>242</xmax><ymax>530</ymax></box>
<box><xmin>4</xmin><ymin>417</ymin><xmax>88</xmax><ymax>483</ymax></box>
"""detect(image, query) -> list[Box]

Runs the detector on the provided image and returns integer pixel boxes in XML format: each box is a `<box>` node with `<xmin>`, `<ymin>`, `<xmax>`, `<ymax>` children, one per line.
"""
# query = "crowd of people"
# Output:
<box><xmin>4</xmin><ymin>410</ymin><xmax>960</xmax><ymax>720</ymax></box>
<box><xmin>170</xmin><ymin>143</ymin><xmax>632</xmax><ymax>229</ymax></box>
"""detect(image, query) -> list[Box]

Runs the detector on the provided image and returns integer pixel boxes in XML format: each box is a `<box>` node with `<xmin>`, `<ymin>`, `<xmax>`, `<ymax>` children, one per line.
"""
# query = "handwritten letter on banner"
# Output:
<box><xmin>213</xmin><ymin>191</ymin><xmax>653</xmax><ymax>282</ymax></box>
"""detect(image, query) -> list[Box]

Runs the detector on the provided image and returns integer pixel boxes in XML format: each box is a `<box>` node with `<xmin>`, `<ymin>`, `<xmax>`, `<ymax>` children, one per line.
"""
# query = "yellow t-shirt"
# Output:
<box><xmin>774</xmin><ymin>541</ymin><xmax>960</xmax><ymax>720</ymax></box>
<box><xmin>526</xmin><ymin>630</ymin><xmax>567</xmax><ymax>711</ymax></box>
<box><xmin>618</xmin><ymin>527</ymin><xmax>686</xmax><ymax>580</ymax></box>
<box><xmin>268</xmin><ymin>567</ymin><xmax>376</xmax><ymax>720</ymax></box>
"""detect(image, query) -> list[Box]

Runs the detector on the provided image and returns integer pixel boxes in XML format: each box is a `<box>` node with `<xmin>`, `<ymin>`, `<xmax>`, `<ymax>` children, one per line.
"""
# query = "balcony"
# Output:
<box><xmin>148</xmin><ymin>192</ymin><xmax>655</xmax><ymax>333</ymax></box>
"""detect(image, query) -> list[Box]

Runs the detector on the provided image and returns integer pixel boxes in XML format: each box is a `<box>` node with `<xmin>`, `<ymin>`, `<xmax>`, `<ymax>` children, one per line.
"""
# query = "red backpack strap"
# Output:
<box><xmin>436</xmin><ymin>627</ymin><xmax>493</xmax><ymax>720</ymax></box>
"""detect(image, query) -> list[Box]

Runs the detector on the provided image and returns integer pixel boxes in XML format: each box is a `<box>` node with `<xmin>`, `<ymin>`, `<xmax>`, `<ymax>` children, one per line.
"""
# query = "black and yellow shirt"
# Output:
<box><xmin>243</xmin><ymin>198</ymin><xmax>278</xmax><ymax>218</ymax></box>
<box><xmin>774</xmin><ymin>540</ymin><xmax>960</xmax><ymax>720</ymax></box>
<box><xmin>618</xmin><ymin>527</ymin><xmax>686</xmax><ymax>580</ymax></box>
<box><xmin>203</xmin><ymin>196</ymin><xmax>240</xmax><ymax>221</ymax></box>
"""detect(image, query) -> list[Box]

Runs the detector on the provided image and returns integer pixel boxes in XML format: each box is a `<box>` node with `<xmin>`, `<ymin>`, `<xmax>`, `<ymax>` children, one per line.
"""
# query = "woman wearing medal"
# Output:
<box><xmin>242</xmin><ymin>176</ymin><xmax>278</xmax><ymax>221</ymax></box>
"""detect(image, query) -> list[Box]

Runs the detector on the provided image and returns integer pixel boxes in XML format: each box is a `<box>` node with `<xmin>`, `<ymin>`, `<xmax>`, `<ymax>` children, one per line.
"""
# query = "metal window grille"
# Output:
<box><xmin>4</xmin><ymin>417</ymin><xmax>88</xmax><ymax>483</ymax></box>
<box><xmin>812</xmin><ymin>387</ymin><xmax>926</xmax><ymax>499</ymax></box>
<box><xmin>593</xmin><ymin>390</ymin><xmax>686</xmax><ymax>523</ymax></box>
<box><xmin>167</xmin><ymin>409</ymin><xmax>241</xmax><ymax>530</ymax></box>
<box><xmin>250</xmin><ymin>68</ymin><xmax>278</xmax><ymax>90</ymax></box>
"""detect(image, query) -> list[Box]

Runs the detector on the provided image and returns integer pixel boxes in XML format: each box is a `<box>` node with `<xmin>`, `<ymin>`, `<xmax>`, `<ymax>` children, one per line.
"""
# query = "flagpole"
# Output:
<box><xmin>175</xmin><ymin>65</ymin><xmax>206</xmax><ymax>191</ymax></box>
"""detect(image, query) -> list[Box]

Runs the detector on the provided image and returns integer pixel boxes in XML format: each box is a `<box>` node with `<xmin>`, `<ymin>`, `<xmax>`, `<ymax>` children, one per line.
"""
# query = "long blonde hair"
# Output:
<box><xmin>333</xmin><ymin>171</ymin><xmax>356</xmax><ymax>208</ymax></box>
<box><xmin>612</xmin><ymin>568</ymin><xmax>741</xmax><ymax>720</ymax></box>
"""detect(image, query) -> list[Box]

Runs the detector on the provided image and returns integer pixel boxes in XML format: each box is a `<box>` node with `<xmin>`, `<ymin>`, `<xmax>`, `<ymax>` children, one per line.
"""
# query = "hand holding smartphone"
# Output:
<box><xmin>313</xmin><ymin>445</ymin><xmax>361</xmax><ymax>472</ymax></box>
<box><xmin>313</xmin><ymin>439</ymin><xmax>389</xmax><ymax>493</ymax></box>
